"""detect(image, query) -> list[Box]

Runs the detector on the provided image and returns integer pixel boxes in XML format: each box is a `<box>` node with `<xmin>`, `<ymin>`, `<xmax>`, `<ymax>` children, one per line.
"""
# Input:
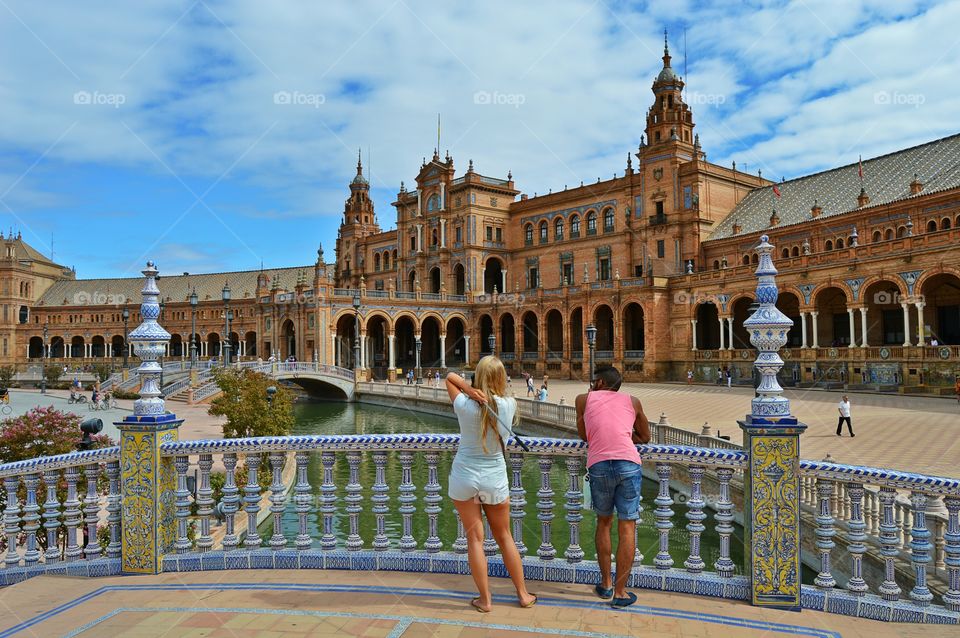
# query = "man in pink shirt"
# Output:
<box><xmin>575</xmin><ymin>365</ymin><xmax>650</xmax><ymax>608</ymax></box>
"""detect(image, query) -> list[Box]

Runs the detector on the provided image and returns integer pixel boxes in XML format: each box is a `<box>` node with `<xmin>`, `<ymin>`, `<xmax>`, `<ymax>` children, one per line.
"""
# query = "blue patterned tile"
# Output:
<box><xmin>487</xmin><ymin>559</ymin><xmax>508</xmax><ymax>579</ymax></box>
<box><xmin>922</xmin><ymin>609</ymin><xmax>959</xmax><ymax>625</ymax></box>
<box><xmin>544</xmin><ymin>563</ymin><xmax>574</xmax><ymax>583</ymax></box>
<box><xmin>325</xmin><ymin>551</ymin><xmax>350</xmax><ymax>570</ymax></box>
<box><xmin>299</xmin><ymin>551</ymin><xmax>323</xmax><ymax>570</ymax></box>
<box><xmin>274</xmin><ymin>550</ymin><xmax>299</xmax><ymax>570</ymax></box>
<box><xmin>249</xmin><ymin>550</ymin><xmax>274</xmax><ymax>570</ymax></box>
<box><xmin>200</xmin><ymin>552</ymin><xmax>225</xmax><ymax>571</ymax></box>
<box><xmin>349</xmin><ymin>554</ymin><xmax>375</xmax><ymax>571</ymax></box>
<box><xmin>428</xmin><ymin>556</ymin><xmax>458</xmax><ymax>575</ymax></box>
<box><xmin>522</xmin><ymin>560</ymin><xmax>544</xmax><ymax>581</ymax></box>
<box><xmin>800</xmin><ymin>586</ymin><xmax>826</xmax><ymax>611</ymax></box>
<box><xmin>224</xmin><ymin>552</ymin><xmax>250</xmax><ymax>570</ymax></box>
<box><xmin>178</xmin><ymin>555</ymin><xmax>201</xmax><ymax>572</ymax></box>
<box><xmin>891</xmin><ymin>604</ymin><xmax>925</xmax><ymax>623</ymax></box>
<box><xmin>636</xmin><ymin>568</ymin><xmax>664</xmax><ymax>591</ymax></box>
<box><xmin>403</xmin><ymin>555</ymin><xmax>429</xmax><ymax>573</ymax></box>
<box><xmin>162</xmin><ymin>555</ymin><xmax>178</xmax><ymax>572</ymax></box>
<box><xmin>858</xmin><ymin>598</ymin><xmax>893</xmax><ymax>622</ymax></box>
<box><xmin>695</xmin><ymin>576</ymin><xmax>724</xmax><ymax>598</ymax></box>
<box><xmin>44</xmin><ymin>564</ymin><xmax>68</xmax><ymax>577</ymax></box>
<box><xmin>724</xmin><ymin>579</ymin><xmax>750</xmax><ymax>601</ymax></box>
<box><xmin>573</xmin><ymin>563</ymin><xmax>600</xmax><ymax>585</ymax></box>
<box><xmin>826</xmin><ymin>592</ymin><xmax>859</xmax><ymax>616</ymax></box>
<box><xmin>665</xmin><ymin>573</ymin><xmax>696</xmax><ymax>595</ymax></box>
<box><xmin>66</xmin><ymin>562</ymin><xmax>89</xmax><ymax>577</ymax></box>
<box><xmin>376</xmin><ymin>552</ymin><xmax>403</xmax><ymax>572</ymax></box>
<box><xmin>88</xmin><ymin>559</ymin><xmax>119</xmax><ymax>578</ymax></box>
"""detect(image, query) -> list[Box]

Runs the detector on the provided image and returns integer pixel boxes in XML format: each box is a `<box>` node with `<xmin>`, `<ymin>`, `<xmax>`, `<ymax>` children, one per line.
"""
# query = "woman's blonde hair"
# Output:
<box><xmin>473</xmin><ymin>355</ymin><xmax>518</xmax><ymax>453</ymax></box>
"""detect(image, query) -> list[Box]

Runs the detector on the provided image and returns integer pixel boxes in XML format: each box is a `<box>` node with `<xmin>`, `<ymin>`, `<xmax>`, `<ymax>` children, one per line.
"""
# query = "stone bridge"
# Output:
<box><xmin>189</xmin><ymin>361</ymin><xmax>357</xmax><ymax>402</ymax></box>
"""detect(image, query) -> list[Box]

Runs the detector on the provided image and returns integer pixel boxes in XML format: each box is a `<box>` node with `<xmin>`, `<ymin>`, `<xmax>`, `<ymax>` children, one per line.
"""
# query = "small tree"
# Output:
<box><xmin>91</xmin><ymin>363</ymin><xmax>112</xmax><ymax>382</ymax></box>
<box><xmin>44</xmin><ymin>364</ymin><xmax>63</xmax><ymax>385</ymax></box>
<box><xmin>0</xmin><ymin>366</ymin><xmax>15</xmax><ymax>388</ymax></box>
<box><xmin>208</xmin><ymin>368</ymin><xmax>294</xmax><ymax>439</ymax></box>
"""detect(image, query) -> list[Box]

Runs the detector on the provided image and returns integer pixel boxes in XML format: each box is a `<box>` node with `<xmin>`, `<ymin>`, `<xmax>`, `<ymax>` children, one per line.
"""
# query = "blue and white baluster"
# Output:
<box><xmin>294</xmin><ymin>452</ymin><xmax>312</xmax><ymax>551</ymax></box>
<box><xmin>713</xmin><ymin>467</ymin><xmax>735</xmax><ymax>577</ymax></box>
<box><xmin>345</xmin><ymin>451</ymin><xmax>363</xmax><ymax>551</ymax></box>
<box><xmin>908</xmin><ymin>491</ymin><xmax>934</xmax><ymax>606</ymax></box>
<box><xmin>195</xmin><ymin>454</ymin><xmax>214</xmax><ymax>552</ymax></box>
<box><xmin>942</xmin><ymin>496</ymin><xmax>960</xmax><ymax>612</ymax></box>
<box><xmin>42</xmin><ymin>470</ymin><xmax>61</xmax><ymax>563</ymax></box>
<box><xmin>684</xmin><ymin>465</ymin><xmax>706</xmax><ymax>573</ymax></box>
<box><xmin>564</xmin><ymin>455</ymin><xmax>584</xmax><ymax>563</ymax></box>
<box><xmin>243</xmin><ymin>453</ymin><xmax>262</xmax><ymax>549</ymax></box>
<box><xmin>3</xmin><ymin>476</ymin><xmax>20</xmax><ymax>566</ymax></box>
<box><xmin>453</xmin><ymin>509</ymin><xmax>468</xmax><ymax>555</ymax></box>
<box><xmin>319</xmin><ymin>451</ymin><xmax>337</xmax><ymax>551</ymax></box>
<box><xmin>398</xmin><ymin>451</ymin><xmax>417</xmax><ymax>552</ymax></box>
<box><xmin>814</xmin><ymin>479</ymin><xmax>836</xmax><ymax>588</ymax></box>
<box><xmin>423</xmin><ymin>452</ymin><xmax>442</xmax><ymax>553</ymax></box>
<box><xmin>82</xmin><ymin>463</ymin><xmax>101</xmax><ymax>560</ymax></box>
<box><xmin>175</xmin><ymin>456</ymin><xmax>192</xmax><ymax>554</ymax></box>
<box><xmin>221</xmin><ymin>453</ymin><xmax>240</xmax><ymax>551</ymax></box>
<box><xmin>63</xmin><ymin>466</ymin><xmax>83</xmax><ymax>562</ymax></box>
<box><xmin>509</xmin><ymin>452</ymin><xmax>527</xmax><ymax>557</ymax></box>
<box><xmin>654</xmin><ymin>463</ymin><xmax>674</xmax><ymax>569</ymax></box>
<box><xmin>845</xmin><ymin>483</ymin><xmax>868</xmax><ymax>595</ymax></box>
<box><xmin>21</xmin><ymin>474</ymin><xmax>41</xmax><ymax>566</ymax></box>
<box><xmin>537</xmin><ymin>456</ymin><xmax>556</xmax><ymax>561</ymax></box>
<box><xmin>877</xmin><ymin>487</ymin><xmax>901</xmax><ymax>601</ymax></box>
<box><xmin>105</xmin><ymin>461</ymin><xmax>121</xmax><ymax>559</ymax></box>
<box><xmin>371</xmin><ymin>451</ymin><xmax>389</xmax><ymax>551</ymax></box>
<box><xmin>483</xmin><ymin>518</ymin><xmax>497</xmax><ymax>557</ymax></box>
<box><xmin>269</xmin><ymin>451</ymin><xmax>288</xmax><ymax>550</ymax></box>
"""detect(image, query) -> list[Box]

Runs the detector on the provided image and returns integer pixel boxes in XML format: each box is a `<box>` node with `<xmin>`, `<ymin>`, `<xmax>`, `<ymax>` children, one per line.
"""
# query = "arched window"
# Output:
<box><xmin>825</xmin><ymin>239</ymin><xmax>833</xmax><ymax>250</ymax></box>
<box><xmin>884</xmin><ymin>228</ymin><xmax>893</xmax><ymax>241</ymax></box>
<box><xmin>410</xmin><ymin>234</ymin><xmax>417</xmax><ymax>251</ymax></box>
<box><xmin>603</xmin><ymin>208</ymin><xmax>614</xmax><ymax>232</ymax></box>
<box><xmin>742</xmin><ymin>255</ymin><xmax>750</xmax><ymax>265</ymax></box>
<box><xmin>713</xmin><ymin>260</ymin><xmax>720</xmax><ymax>270</ymax></box>
<box><xmin>872</xmin><ymin>231</ymin><xmax>882</xmax><ymax>242</ymax></box>
<box><xmin>539</xmin><ymin>221</ymin><xmax>548</xmax><ymax>243</ymax></box>
<box><xmin>791</xmin><ymin>246</ymin><xmax>800</xmax><ymax>257</ymax></box>
<box><xmin>374</xmin><ymin>254</ymin><xmax>381</xmax><ymax>271</ymax></box>
<box><xmin>586</xmin><ymin>211</ymin><xmax>597</xmax><ymax>234</ymax></box>
<box><xmin>896</xmin><ymin>226</ymin><xmax>906</xmax><ymax>238</ymax></box>
<box><xmin>751</xmin><ymin>253</ymin><xmax>759</xmax><ymax>265</ymax></box>
<box><xmin>942</xmin><ymin>217</ymin><xmax>952</xmax><ymax>230</ymax></box>
<box><xmin>392</xmin><ymin>249</ymin><xmax>398</xmax><ymax>263</ymax></box>
<box><xmin>524</xmin><ymin>224</ymin><xmax>534</xmax><ymax>245</ymax></box>
<box><xmin>554</xmin><ymin>217</ymin><xmax>564</xmax><ymax>240</ymax></box>
<box><xmin>431</xmin><ymin>228</ymin><xmax>439</xmax><ymax>246</ymax></box>
<box><xmin>570</xmin><ymin>215</ymin><xmax>581</xmax><ymax>237</ymax></box>
<box><xmin>836</xmin><ymin>238</ymin><xmax>844</xmax><ymax>249</ymax></box>
<box><xmin>781</xmin><ymin>248</ymin><xmax>789</xmax><ymax>259</ymax></box>
<box><xmin>383</xmin><ymin>252</ymin><xmax>390</xmax><ymax>270</ymax></box>
<box><xmin>927</xmin><ymin>220</ymin><xmax>938</xmax><ymax>233</ymax></box>
<box><xmin>427</xmin><ymin>194</ymin><xmax>439</xmax><ymax>211</ymax></box>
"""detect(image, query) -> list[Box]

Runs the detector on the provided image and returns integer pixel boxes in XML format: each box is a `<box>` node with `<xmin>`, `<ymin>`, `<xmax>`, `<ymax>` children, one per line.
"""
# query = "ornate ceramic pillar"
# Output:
<box><xmin>116</xmin><ymin>262</ymin><xmax>182</xmax><ymax>574</ymax></box>
<box><xmin>739</xmin><ymin>236</ymin><xmax>807</xmax><ymax>610</ymax></box>
<box><xmin>800</xmin><ymin>312</ymin><xmax>808</xmax><ymax>348</ymax></box>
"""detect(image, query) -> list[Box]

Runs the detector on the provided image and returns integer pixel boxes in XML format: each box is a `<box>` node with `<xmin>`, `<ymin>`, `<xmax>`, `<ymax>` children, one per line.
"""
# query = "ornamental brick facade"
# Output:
<box><xmin>5</xmin><ymin>38</ymin><xmax>959</xmax><ymax>389</ymax></box>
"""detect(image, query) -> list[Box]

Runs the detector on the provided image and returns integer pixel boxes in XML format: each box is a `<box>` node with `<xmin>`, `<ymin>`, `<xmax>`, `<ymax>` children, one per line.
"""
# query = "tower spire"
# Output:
<box><xmin>357</xmin><ymin>147</ymin><xmax>363</xmax><ymax>175</ymax></box>
<box><xmin>663</xmin><ymin>28</ymin><xmax>671</xmax><ymax>68</ymax></box>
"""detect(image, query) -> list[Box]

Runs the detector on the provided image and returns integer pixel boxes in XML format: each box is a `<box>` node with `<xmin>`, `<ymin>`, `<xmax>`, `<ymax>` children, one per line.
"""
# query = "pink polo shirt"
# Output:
<box><xmin>584</xmin><ymin>390</ymin><xmax>641</xmax><ymax>468</ymax></box>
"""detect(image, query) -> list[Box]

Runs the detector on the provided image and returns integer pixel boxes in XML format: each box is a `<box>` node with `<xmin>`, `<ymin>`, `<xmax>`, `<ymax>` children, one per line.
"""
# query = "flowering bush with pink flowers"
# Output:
<box><xmin>0</xmin><ymin>406</ymin><xmax>114</xmax><ymax>463</ymax></box>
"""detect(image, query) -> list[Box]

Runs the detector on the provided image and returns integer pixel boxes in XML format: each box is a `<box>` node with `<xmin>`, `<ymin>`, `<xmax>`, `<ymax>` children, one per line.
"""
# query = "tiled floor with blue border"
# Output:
<box><xmin>0</xmin><ymin>570</ymin><xmax>944</xmax><ymax>637</ymax></box>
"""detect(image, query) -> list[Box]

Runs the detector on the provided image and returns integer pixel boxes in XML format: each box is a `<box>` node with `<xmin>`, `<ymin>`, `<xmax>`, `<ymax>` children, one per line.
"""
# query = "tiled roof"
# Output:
<box><xmin>3</xmin><ymin>235</ymin><xmax>68</xmax><ymax>269</ymax></box>
<box><xmin>37</xmin><ymin>265</ymin><xmax>312</xmax><ymax>307</ymax></box>
<box><xmin>707</xmin><ymin>133</ymin><xmax>960</xmax><ymax>240</ymax></box>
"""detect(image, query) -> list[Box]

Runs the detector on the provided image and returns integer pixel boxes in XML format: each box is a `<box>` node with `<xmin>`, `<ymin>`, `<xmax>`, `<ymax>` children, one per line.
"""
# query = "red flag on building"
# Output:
<box><xmin>772</xmin><ymin>184</ymin><xmax>781</xmax><ymax>198</ymax></box>
<box><xmin>858</xmin><ymin>155</ymin><xmax>863</xmax><ymax>180</ymax></box>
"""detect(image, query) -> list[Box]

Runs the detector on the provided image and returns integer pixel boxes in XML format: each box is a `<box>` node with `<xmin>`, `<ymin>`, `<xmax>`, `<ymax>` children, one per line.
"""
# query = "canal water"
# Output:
<box><xmin>259</xmin><ymin>401</ymin><xmax>748</xmax><ymax>573</ymax></box>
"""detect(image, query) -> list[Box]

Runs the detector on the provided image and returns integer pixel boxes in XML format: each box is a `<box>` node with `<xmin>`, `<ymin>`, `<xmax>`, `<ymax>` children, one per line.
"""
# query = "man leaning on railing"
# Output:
<box><xmin>576</xmin><ymin>364</ymin><xmax>651</xmax><ymax>609</ymax></box>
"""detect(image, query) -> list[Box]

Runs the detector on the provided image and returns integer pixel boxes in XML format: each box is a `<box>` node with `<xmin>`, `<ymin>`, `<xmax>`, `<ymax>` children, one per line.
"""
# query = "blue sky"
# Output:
<box><xmin>1</xmin><ymin>0</ymin><xmax>957</xmax><ymax>279</ymax></box>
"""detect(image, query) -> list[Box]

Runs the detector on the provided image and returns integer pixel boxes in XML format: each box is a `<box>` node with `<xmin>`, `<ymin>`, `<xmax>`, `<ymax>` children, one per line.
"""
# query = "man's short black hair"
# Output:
<box><xmin>594</xmin><ymin>365</ymin><xmax>622</xmax><ymax>391</ymax></box>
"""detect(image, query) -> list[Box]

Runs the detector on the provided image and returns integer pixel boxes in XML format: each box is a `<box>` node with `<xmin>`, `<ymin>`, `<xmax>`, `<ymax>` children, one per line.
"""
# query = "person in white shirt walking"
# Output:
<box><xmin>836</xmin><ymin>395</ymin><xmax>854</xmax><ymax>437</ymax></box>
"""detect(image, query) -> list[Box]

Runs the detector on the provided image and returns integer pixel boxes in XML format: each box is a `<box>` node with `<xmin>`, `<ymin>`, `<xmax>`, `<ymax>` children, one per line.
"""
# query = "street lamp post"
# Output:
<box><xmin>586</xmin><ymin>323</ymin><xmax>597</xmax><ymax>385</ymax></box>
<box><xmin>266</xmin><ymin>385</ymin><xmax>277</xmax><ymax>407</ymax></box>
<box><xmin>222</xmin><ymin>282</ymin><xmax>231</xmax><ymax>367</ymax></box>
<box><xmin>415</xmin><ymin>336</ymin><xmax>422</xmax><ymax>383</ymax></box>
<box><xmin>352</xmin><ymin>294</ymin><xmax>361</xmax><ymax>372</ymax></box>
<box><xmin>41</xmin><ymin>320</ymin><xmax>48</xmax><ymax>394</ymax></box>
<box><xmin>159</xmin><ymin>300</ymin><xmax>165</xmax><ymax>388</ymax></box>
<box><xmin>189</xmin><ymin>288</ymin><xmax>198</xmax><ymax>368</ymax></box>
<box><xmin>487</xmin><ymin>332</ymin><xmax>496</xmax><ymax>357</ymax></box>
<box><xmin>122</xmin><ymin>307</ymin><xmax>130</xmax><ymax>369</ymax></box>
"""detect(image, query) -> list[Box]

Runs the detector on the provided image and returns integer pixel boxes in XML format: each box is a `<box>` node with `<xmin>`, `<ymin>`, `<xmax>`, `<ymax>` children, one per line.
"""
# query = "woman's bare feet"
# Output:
<box><xmin>471</xmin><ymin>596</ymin><xmax>492</xmax><ymax>613</ymax></box>
<box><xmin>518</xmin><ymin>593</ymin><xmax>538</xmax><ymax>608</ymax></box>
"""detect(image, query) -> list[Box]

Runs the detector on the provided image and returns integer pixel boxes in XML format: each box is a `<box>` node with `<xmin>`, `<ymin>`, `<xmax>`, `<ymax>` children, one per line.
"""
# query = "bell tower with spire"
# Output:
<box><xmin>644</xmin><ymin>30</ymin><xmax>695</xmax><ymax>149</ymax></box>
<box><xmin>335</xmin><ymin>150</ymin><xmax>380</xmax><ymax>287</ymax></box>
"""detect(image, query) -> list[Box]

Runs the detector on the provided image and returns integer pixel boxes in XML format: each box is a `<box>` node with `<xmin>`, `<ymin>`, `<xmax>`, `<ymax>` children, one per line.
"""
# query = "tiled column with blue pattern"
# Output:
<box><xmin>738</xmin><ymin>236</ymin><xmax>807</xmax><ymax>610</ymax></box>
<box><xmin>116</xmin><ymin>262</ymin><xmax>182</xmax><ymax>574</ymax></box>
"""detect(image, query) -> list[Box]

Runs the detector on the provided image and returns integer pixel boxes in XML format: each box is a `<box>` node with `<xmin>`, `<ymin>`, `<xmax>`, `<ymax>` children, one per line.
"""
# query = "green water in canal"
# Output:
<box><xmin>260</xmin><ymin>401</ymin><xmax>746</xmax><ymax>573</ymax></box>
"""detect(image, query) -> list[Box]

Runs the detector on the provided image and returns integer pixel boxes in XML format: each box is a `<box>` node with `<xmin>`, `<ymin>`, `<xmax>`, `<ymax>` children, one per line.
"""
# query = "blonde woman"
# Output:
<box><xmin>445</xmin><ymin>356</ymin><xmax>537</xmax><ymax>612</ymax></box>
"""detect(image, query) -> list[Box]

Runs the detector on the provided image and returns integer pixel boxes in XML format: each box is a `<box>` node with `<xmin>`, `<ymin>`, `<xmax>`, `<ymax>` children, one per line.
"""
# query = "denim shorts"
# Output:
<box><xmin>588</xmin><ymin>460</ymin><xmax>642</xmax><ymax>520</ymax></box>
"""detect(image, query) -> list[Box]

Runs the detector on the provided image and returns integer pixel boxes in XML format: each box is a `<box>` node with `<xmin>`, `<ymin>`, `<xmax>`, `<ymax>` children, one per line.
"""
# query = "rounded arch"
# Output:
<box><xmin>428</xmin><ymin>266</ymin><xmax>441</xmax><ymax>294</ymax></box>
<box><xmin>206</xmin><ymin>332</ymin><xmax>221</xmax><ymax>358</ymax></box>
<box><xmin>775</xmin><ymin>291</ymin><xmax>802</xmax><ymax>347</ymax></box>
<box><xmin>791</xmin><ymin>246</ymin><xmax>800</xmax><ymax>257</ymax></box>
<box><xmin>780</xmin><ymin>247</ymin><xmax>790</xmax><ymax>259</ymax></box>
<box><xmin>499</xmin><ymin>312</ymin><xmax>516</xmax><ymax>354</ymax></box>
<box><xmin>742</xmin><ymin>255</ymin><xmax>750</xmax><ymax>265</ymax></box>
<box><xmin>280</xmin><ymin>319</ymin><xmax>296</xmax><ymax>360</ymax></box>
<box><xmin>545</xmin><ymin>309</ymin><xmax>563</xmax><ymax>355</ymax></box>
<box><xmin>585</xmin><ymin>210</ymin><xmax>598</xmax><ymax>234</ymax></box>
<box><xmin>394</xmin><ymin>315</ymin><xmax>417</xmax><ymax>371</ymax></box>
<box><xmin>836</xmin><ymin>237</ymin><xmax>844</xmax><ymax>249</ymax></box>
<box><xmin>914</xmin><ymin>266</ymin><xmax>960</xmax><ymax>295</ymax></box>
<box><xmin>730</xmin><ymin>296</ymin><xmax>754</xmax><ymax>348</ymax></box>
<box><xmin>569</xmin><ymin>306</ymin><xmax>584</xmax><ymax>355</ymax></box>
<box><xmin>927</xmin><ymin>219</ymin><xmax>938</xmax><ymax>233</ymax></box>
<box><xmin>537</xmin><ymin>220</ymin><xmax>548</xmax><ymax>243</ymax></box>
<box><xmin>896</xmin><ymin>226</ymin><xmax>906</xmax><ymax>238</ymax></box>
<box><xmin>484</xmin><ymin>257</ymin><xmax>504</xmax><ymax>294</ymax></box>
<box><xmin>942</xmin><ymin>217</ymin><xmax>952</xmax><ymax>231</ymax></box>
<box><xmin>602</xmin><ymin>206</ymin><xmax>615</xmax><ymax>232</ymax></box>
<box><xmin>453</xmin><ymin>263</ymin><xmax>465</xmax><ymax>295</ymax></box>
<box><xmin>521</xmin><ymin>310</ymin><xmax>539</xmax><ymax>353</ymax></box>
<box><xmin>695</xmin><ymin>302</ymin><xmax>720</xmax><ymax>350</ymax></box>
<box><xmin>824</xmin><ymin>239</ymin><xmax>833</xmax><ymax>251</ymax></box>
<box><xmin>445</xmin><ymin>316</ymin><xmax>466</xmax><ymax>366</ymax></box>
<box><xmin>70</xmin><ymin>335</ymin><xmax>85</xmax><ymax>358</ymax></box>
<box><xmin>524</xmin><ymin>223</ymin><xmax>534</xmax><ymax>245</ymax></box>
<box><xmin>388</xmin><ymin>310</ymin><xmax>421</xmax><ymax>332</ymax></box>
<box><xmin>361</xmin><ymin>310</ymin><xmax>394</xmax><ymax>332</ymax></box>
<box><xmin>713</xmin><ymin>260</ymin><xmax>720</xmax><ymax>270</ymax></box>
<box><xmin>419</xmin><ymin>315</ymin><xmax>443</xmax><ymax>369</ymax></box>
<box><xmin>374</xmin><ymin>253</ymin><xmax>381</xmax><ymax>271</ymax></box>
<box><xmin>407</xmin><ymin>269</ymin><xmax>417</xmax><ymax>292</ymax></box>
<box><xmin>862</xmin><ymin>279</ymin><xmax>908</xmax><ymax>346</ymax></box>
<box><xmin>570</xmin><ymin>213</ymin><xmax>581</xmax><ymax>237</ymax></box>
<box><xmin>622</xmin><ymin>302</ymin><xmax>645</xmax><ymax>351</ymax></box>
<box><xmin>814</xmin><ymin>286</ymin><xmax>851</xmax><ymax>347</ymax></box>
<box><xmin>28</xmin><ymin>336</ymin><xmax>43</xmax><ymax>358</ymax></box>
<box><xmin>244</xmin><ymin>331</ymin><xmax>257</xmax><ymax>358</ymax></box>
<box><xmin>592</xmin><ymin>304</ymin><xmax>614</xmax><ymax>353</ymax></box>
<box><xmin>554</xmin><ymin>216</ymin><xmax>564</xmax><ymax>240</ymax></box>
<box><xmin>169</xmin><ymin>333</ymin><xmax>183</xmax><ymax>357</ymax></box>
<box><xmin>885</xmin><ymin>228</ymin><xmax>894</xmax><ymax>241</ymax></box>
<box><xmin>383</xmin><ymin>251</ymin><xmax>390</xmax><ymax>270</ymax></box>
<box><xmin>917</xmin><ymin>271</ymin><xmax>960</xmax><ymax>345</ymax></box>
<box><xmin>872</xmin><ymin>230</ymin><xmax>882</xmax><ymax>243</ymax></box>
<box><xmin>751</xmin><ymin>253</ymin><xmax>759</xmax><ymax>265</ymax></box>
<box><xmin>478</xmin><ymin>314</ymin><xmax>494</xmax><ymax>355</ymax></box>
<box><xmin>91</xmin><ymin>335</ymin><xmax>106</xmax><ymax>358</ymax></box>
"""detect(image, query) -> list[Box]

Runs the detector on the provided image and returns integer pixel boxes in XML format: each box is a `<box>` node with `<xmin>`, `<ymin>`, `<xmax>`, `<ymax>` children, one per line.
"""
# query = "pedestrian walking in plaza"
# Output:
<box><xmin>686</xmin><ymin>369</ymin><xmax>693</xmax><ymax>385</ymax></box>
<box><xmin>525</xmin><ymin>373</ymin><xmax>534</xmax><ymax>397</ymax></box>
<box><xmin>836</xmin><ymin>394</ymin><xmax>854</xmax><ymax>437</ymax></box>
<box><xmin>576</xmin><ymin>365</ymin><xmax>651</xmax><ymax>608</ymax></box>
<box><xmin>542</xmin><ymin>373</ymin><xmax>549</xmax><ymax>389</ymax></box>
<box><xmin>726</xmin><ymin>368</ymin><xmax>732</xmax><ymax>388</ymax></box>
<box><xmin>715</xmin><ymin>367</ymin><xmax>722</xmax><ymax>385</ymax></box>
<box><xmin>954</xmin><ymin>376</ymin><xmax>960</xmax><ymax>405</ymax></box>
<box><xmin>445</xmin><ymin>358</ymin><xmax>537</xmax><ymax>613</ymax></box>
<box><xmin>434</xmin><ymin>371</ymin><xmax>441</xmax><ymax>387</ymax></box>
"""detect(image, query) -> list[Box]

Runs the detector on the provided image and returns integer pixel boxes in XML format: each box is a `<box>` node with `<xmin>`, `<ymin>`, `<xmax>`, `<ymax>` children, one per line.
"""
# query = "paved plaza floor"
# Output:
<box><xmin>0</xmin><ymin>569</ymin><xmax>947</xmax><ymax>638</ymax></box>
<box><xmin>533</xmin><ymin>380</ymin><xmax>960</xmax><ymax>479</ymax></box>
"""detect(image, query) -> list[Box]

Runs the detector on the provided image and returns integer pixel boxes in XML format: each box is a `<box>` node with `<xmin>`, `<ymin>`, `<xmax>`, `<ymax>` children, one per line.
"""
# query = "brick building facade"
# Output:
<box><xmin>7</xmin><ymin>40</ymin><xmax>959</xmax><ymax>389</ymax></box>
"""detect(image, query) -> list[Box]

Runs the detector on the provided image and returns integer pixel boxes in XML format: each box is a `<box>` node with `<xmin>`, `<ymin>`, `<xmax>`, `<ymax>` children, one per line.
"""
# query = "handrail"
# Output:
<box><xmin>0</xmin><ymin>446</ymin><xmax>120</xmax><ymax>478</ymax></box>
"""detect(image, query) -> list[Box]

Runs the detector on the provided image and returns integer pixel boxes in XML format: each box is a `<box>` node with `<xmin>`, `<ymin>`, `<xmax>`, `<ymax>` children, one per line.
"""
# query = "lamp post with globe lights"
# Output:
<box><xmin>586</xmin><ymin>323</ymin><xmax>597</xmax><ymax>385</ymax></box>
